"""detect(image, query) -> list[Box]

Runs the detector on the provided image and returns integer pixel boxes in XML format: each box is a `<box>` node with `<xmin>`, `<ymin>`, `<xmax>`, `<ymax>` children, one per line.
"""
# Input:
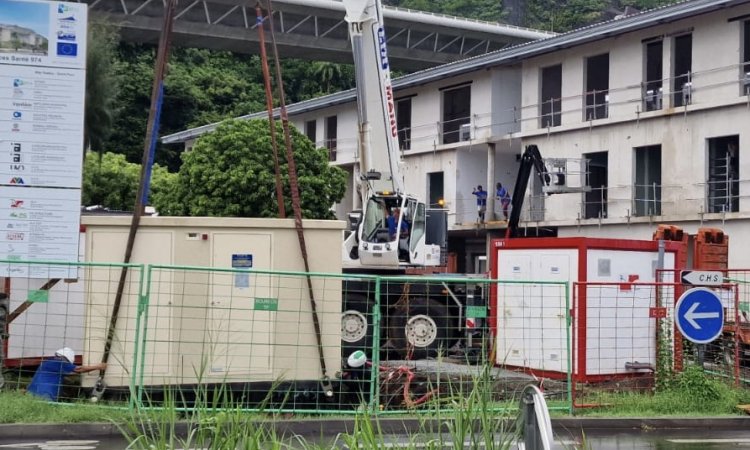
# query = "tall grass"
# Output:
<box><xmin>576</xmin><ymin>364</ymin><xmax>750</xmax><ymax>417</ymax></box>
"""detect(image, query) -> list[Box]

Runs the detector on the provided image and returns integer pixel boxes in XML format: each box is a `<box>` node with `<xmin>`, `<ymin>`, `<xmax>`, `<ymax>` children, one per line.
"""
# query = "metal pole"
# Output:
<box><xmin>0</xmin><ymin>291</ymin><xmax>7</xmax><ymax>389</ymax></box>
<box><xmin>255</xmin><ymin>4</ymin><xmax>286</xmax><ymax>219</ymax></box>
<box><xmin>91</xmin><ymin>0</ymin><xmax>177</xmax><ymax>400</ymax></box>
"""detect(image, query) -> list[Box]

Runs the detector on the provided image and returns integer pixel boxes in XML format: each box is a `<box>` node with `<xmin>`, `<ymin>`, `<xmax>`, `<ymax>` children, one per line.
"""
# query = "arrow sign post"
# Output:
<box><xmin>675</xmin><ymin>287</ymin><xmax>725</xmax><ymax>344</ymax></box>
<box><xmin>680</xmin><ymin>270</ymin><xmax>723</xmax><ymax>286</ymax></box>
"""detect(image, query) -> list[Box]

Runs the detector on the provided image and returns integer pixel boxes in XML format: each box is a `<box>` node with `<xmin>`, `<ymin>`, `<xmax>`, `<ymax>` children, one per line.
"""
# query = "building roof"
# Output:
<box><xmin>162</xmin><ymin>0</ymin><xmax>748</xmax><ymax>145</ymax></box>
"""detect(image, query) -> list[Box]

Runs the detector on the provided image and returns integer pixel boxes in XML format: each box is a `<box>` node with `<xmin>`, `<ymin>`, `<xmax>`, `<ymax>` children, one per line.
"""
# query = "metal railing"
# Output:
<box><xmin>5</xmin><ymin>258</ymin><xmax>749</xmax><ymax>416</ymax></box>
<box><xmin>305</xmin><ymin>61</ymin><xmax>749</xmax><ymax>165</ymax></box>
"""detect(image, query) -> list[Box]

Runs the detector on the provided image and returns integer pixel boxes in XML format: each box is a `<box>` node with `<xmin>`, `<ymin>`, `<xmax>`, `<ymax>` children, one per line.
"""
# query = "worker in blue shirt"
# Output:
<box><xmin>27</xmin><ymin>348</ymin><xmax>106</xmax><ymax>401</ymax></box>
<box><xmin>472</xmin><ymin>185</ymin><xmax>488</xmax><ymax>223</ymax></box>
<box><xmin>387</xmin><ymin>208</ymin><xmax>409</xmax><ymax>241</ymax></box>
<box><xmin>496</xmin><ymin>182</ymin><xmax>511</xmax><ymax>220</ymax></box>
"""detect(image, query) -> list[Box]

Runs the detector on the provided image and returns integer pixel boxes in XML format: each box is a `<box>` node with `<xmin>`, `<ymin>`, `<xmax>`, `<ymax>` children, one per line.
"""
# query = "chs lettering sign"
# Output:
<box><xmin>680</xmin><ymin>270</ymin><xmax>723</xmax><ymax>286</ymax></box>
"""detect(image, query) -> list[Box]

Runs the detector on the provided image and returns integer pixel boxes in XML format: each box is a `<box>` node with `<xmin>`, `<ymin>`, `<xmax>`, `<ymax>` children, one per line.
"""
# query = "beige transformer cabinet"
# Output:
<box><xmin>79</xmin><ymin>216</ymin><xmax>345</xmax><ymax>390</ymax></box>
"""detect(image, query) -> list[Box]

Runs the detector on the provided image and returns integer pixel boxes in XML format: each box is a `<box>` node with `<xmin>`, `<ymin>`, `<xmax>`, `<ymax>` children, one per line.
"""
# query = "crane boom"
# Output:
<box><xmin>344</xmin><ymin>0</ymin><xmax>403</xmax><ymax>198</ymax></box>
<box><xmin>341</xmin><ymin>0</ymin><xmax>441</xmax><ymax>269</ymax></box>
<box><xmin>505</xmin><ymin>145</ymin><xmax>551</xmax><ymax>239</ymax></box>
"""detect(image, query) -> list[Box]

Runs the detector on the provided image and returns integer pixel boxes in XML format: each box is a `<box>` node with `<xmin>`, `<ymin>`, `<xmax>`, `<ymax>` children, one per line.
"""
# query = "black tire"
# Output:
<box><xmin>341</xmin><ymin>294</ymin><xmax>375</xmax><ymax>360</ymax></box>
<box><xmin>389</xmin><ymin>297</ymin><xmax>458</xmax><ymax>360</ymax></box>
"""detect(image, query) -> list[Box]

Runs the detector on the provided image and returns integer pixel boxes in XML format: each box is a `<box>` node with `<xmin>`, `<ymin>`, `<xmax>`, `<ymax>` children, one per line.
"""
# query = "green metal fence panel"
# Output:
<box><xmin>135</xmin><ymin>264</ymin><xmax>378</xmax><ymax>414</ymax></box>
<box><xmin>0</xmin><ymin>259</ymin><xmax>144</xmax><ymax>407</ymax></box>
<box><xmin>368</xmin><ymin>276</ymin><xmax>570</xmax><ymax>416</ymax></box>
<box><xmin>1</xmin><ymin>259</ymin><xmax>573</xmax><ymax>417</ymax></box>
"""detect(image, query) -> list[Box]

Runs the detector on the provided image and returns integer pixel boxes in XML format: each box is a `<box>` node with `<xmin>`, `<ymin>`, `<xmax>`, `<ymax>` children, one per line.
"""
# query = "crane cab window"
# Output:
<box><xmin>361</xmin><ymin>198</ymin><xmax>389</xmax><ymax>243</ymax></box>
<box><xmin>409</xmin><ymin>202</ymin><xmax>426</xmax><ymax>253</ymax></box>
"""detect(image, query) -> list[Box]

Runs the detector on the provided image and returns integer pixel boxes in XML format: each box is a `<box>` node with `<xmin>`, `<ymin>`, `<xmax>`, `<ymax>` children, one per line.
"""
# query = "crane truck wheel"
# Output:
<box><xmin>341</xmin><ymin>294</ymin><xmax>374</xmax><ymax>358</ymax></box>
<box><xmin>390</xmin><ymin>297</ymin><xmax>456</xmax><ymax>360</ymax></box>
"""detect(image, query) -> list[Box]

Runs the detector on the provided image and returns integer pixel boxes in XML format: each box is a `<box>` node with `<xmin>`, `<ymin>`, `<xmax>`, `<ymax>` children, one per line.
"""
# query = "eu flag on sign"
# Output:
<box><xmin>56</xmin><ymin>42</ymin><xmax>78</xmax><ymax>57</ymax></box>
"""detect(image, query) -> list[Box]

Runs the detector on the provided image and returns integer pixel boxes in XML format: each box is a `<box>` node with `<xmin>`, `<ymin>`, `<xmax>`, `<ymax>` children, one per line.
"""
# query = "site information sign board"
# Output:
<box><xmin>0</xmin><ymin>0</ymin><xmax>87</xmax><ymax>277</ymax></box>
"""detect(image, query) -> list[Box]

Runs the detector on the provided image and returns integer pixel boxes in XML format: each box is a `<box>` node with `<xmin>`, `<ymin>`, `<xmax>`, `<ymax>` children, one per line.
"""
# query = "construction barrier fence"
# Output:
<box><xmin>3</xmin><ymin>259</ymin><xmax>746</xmax><ymax>416</ymax></box>
<box><xmin>572</xmin><ymin>276</ymin><xmax>745</xmax><ymax>412</ymax></box>
<box><xmin>0</xmin><ymin>260</ymin><xmax>144</xmax><ymax>403</ymax></box>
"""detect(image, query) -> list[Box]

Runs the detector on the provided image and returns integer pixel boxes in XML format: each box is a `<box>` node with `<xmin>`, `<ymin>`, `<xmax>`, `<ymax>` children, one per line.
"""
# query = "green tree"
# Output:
<box><xmin>82</xmin><ymin>152</ymin><xmax>176</xmax><ymax>211</ymax></box>
<box><xmin>312</xmin><ymin>61</ymin><xmax>343</xmax><ymax>93</ymax></box>
<box><xmin>156</xmin><ymin>119</ymin><xmax>346</xmax><ymax>219</ymax></box>
<box><xmin>85</xmin><ymin>22</ymin><xmax>119</xmax><ymax>152</ymax></box>
<box><xmin>106</xmin><ymin>45</ymin><xmax>355</xmax><ymax>171</ymax></box>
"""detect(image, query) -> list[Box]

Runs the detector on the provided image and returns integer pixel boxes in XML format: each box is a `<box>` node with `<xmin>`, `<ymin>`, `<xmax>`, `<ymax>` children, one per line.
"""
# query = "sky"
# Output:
<box><xmin>0</xmin><ymin>0</ymin><xmax>49</xmax><ymax>38</ymax></box>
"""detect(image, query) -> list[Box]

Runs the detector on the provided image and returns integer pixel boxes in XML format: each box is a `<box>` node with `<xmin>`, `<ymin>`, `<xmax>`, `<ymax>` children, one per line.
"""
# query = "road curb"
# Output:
<box><xmin>2</xmin><ymin>417</ymin><xmax>750</xmax><ymax>440</ymax></box>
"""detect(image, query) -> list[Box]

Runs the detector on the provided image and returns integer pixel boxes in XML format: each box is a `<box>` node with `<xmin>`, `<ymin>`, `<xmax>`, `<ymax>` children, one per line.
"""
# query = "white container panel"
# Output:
<box><xmin>584</xmin><ymin>249</ymin><xmax>675</xmax><ymax>376</ymax></box>
<box><xmin>84</xmin><ymin>230</ymin><xmax>174</xmax><ymax>386</ymax></box>
<box><xmin>495</xmin><ymin>249</ymin><xmax>575</xmax><ymax>373</ymax></box>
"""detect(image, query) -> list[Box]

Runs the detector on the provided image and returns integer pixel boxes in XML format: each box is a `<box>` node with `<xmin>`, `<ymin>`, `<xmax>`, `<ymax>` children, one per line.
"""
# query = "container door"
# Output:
<box><xmin>207</xmin><ymin>233</ymin><xmax>274</xmax><ymax>379</ymax></box>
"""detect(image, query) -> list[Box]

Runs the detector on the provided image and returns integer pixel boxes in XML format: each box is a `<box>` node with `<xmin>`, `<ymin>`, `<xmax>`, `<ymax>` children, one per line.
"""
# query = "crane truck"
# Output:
<box><xmin>337</xmin><ymin>0</ymin><xmax>559</xmax><ymax>360</ymax></box>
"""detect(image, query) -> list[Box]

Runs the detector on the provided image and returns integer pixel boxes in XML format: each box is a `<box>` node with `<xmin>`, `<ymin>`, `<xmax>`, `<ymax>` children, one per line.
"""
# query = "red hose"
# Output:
<box><xmin>367</xmin><ymin>362</ymin><xmax>439</xmax><ymax>407</ymax></box>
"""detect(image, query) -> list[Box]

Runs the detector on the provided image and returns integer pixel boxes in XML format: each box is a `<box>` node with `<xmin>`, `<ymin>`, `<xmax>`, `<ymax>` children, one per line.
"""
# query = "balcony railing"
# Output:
<box><xmin>584</xmin><ymin>89</ymin><xmax>609</xmax><ymax>121</ymax></box>
<box><xmin>324</xmin><ymin>138</ymin><xmax>337</xmax><ymax>162</ymax></box>
<box><xmin>540</xmin><ymin>97</ymin><xmax>561</xmax><ymax>128</ymax></box>
<box><xmin>441</xmin><ymin>116</ymin><xmax>472</xmax><ymax>144</ymax></box>
<box><xmin>345</xmin><ymin>177</ymin><xmax>747</xmax><ymax>230</ymax></box>
<box><xmin>303</xmin><ymin>61</ymin><xmax>750</xmax><ymax>164</ymax></box>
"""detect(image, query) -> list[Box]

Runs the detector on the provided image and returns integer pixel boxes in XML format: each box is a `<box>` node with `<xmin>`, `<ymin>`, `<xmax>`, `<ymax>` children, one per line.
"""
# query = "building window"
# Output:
<box><xmin>305</xmin><ymin>119</ymin><xmax>316</xmax><ymax>144</ymax></box>
<box><xmin>707</xmin><ymin>135</ymin><xmax>740</xmax><ymax>213</ymax></box>
<box><xmin>396</xmin><ymin>97</ymin><xmax>412</xmax><ymax>150</ymax></box>
<box><xmin>643</xmin><ymin>40</ymin><xmax>663</xmax><ymax>111</ymax></box>
<box><xmin>673</xmin><ymin>34</ymin><xmax>692</xmax><ymax>107</ymax></box>
<box><xmin>427</xmin><ymin>171</ymin><xmax>444</xmax><ymax>208</ymax></box>
<box><xmin>325</xmin><ymin>115</ymin><xmax>337</xmax><ymax>161</ymax></box>
<box><xmin>584</xmin><ymin>53</ymin><xmax>609</xmax><ymax>121</ymax></box>
<box><xmin>742</xmin><ymin>20</ymin><xmax>750</xmax><ymax>95</ymax></box>
<box><xmin>634</xmin><ymin>145</ymin><xmax>662</xmax><ymax>216</ymax></box>
<box><xmin>540</xmin><ymin>64</ymin><xmax>562</xmax><ymax>127</ymax></box>
<box><xmin>583</xmin><ymin>151</ymin><xmax>608</xmax><ymax>219</ymax></box>
<box><xmin>441</xmin><ymin>84</ymin><xmax>471</xmax><ymax>144</ymax></box>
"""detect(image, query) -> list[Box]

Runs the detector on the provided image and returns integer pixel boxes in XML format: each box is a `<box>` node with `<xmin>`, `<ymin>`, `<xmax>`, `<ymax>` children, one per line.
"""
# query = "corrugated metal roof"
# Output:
<box><xmin>162</xmin><ymin>0</ymin><xmax>749</xmax><ymax>145</ymax></box>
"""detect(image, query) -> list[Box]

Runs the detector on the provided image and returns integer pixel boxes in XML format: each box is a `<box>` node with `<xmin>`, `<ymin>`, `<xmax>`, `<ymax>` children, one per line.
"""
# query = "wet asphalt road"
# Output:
<box><xmin>3</xmin><ymin>429</ymin><xmax>750</xmax><ymax>449</ymax></box>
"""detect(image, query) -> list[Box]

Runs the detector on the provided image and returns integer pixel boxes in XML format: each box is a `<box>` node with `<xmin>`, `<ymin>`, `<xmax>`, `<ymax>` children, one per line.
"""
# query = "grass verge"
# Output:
<box><xmin>0</xmin><ymin>390</ymin><xmax>134</xmax><ymax>424</ymax></box>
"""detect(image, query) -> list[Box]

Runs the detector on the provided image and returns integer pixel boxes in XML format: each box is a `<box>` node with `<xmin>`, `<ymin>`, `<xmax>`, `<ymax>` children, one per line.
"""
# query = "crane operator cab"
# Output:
<box><xmin>343</xmin><ymin>192</ymin><xmax>441</xmax><ymax>269</ymax></box>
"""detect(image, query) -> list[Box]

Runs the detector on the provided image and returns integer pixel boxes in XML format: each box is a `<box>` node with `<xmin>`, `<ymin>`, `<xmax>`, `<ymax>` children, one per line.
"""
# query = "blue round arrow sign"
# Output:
<box><xmin>675</xmin><ymin>287</ymin><xmax>725</xmax><ymax>344</ymax></box>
